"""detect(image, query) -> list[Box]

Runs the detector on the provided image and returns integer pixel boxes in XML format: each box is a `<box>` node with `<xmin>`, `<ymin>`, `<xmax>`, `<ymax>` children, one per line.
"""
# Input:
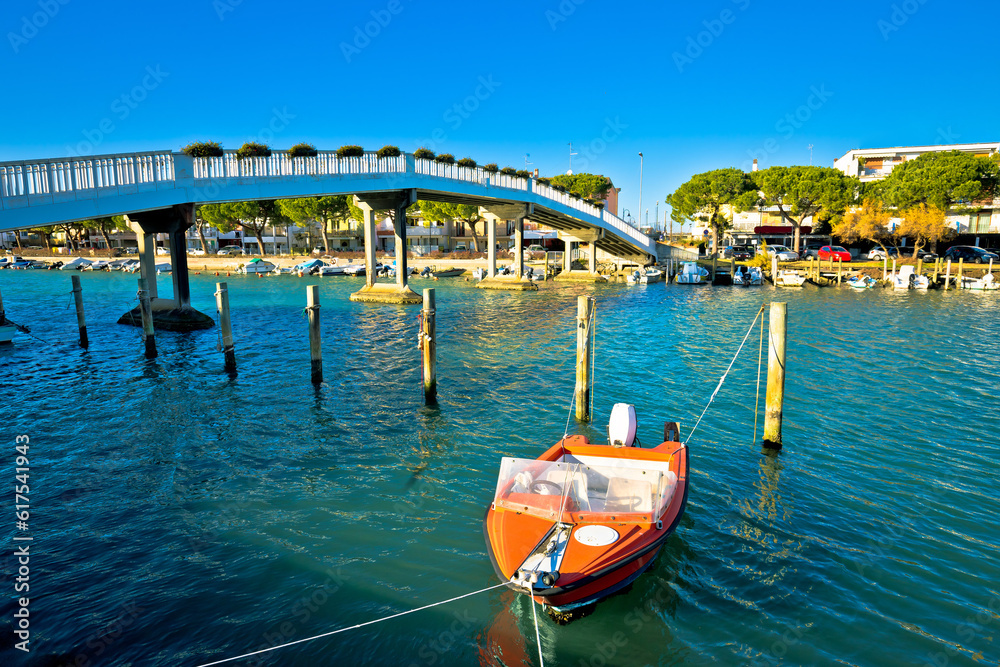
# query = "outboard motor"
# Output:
<box><xmin>421</xmin><ymin>266</ymin><xmax>431</xmax><ymax>277</ymax></box>
<box><xmin>607</xmin><ymin>403</ymin><xmax>638</xmax><ymax>447</ymax></box>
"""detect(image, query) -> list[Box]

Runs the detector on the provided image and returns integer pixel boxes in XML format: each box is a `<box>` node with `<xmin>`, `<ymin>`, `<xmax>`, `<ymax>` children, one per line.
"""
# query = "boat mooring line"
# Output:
<box><xmin>531</xmin><ymin>590</ymin><xmax>545</xmax><ymax>667</ymax></box>
<box><xmin>194</xmin><ymin>581</ymin><xmax>510</xmax><ymax>666</ymax></box>
<box><xmin>683</xmin><ymin>305</ymin><xmax>765</xmax><ymax>446</ymax></box>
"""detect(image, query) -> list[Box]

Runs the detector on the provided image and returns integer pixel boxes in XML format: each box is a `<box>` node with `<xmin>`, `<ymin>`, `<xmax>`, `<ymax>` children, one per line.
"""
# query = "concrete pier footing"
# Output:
<box><xmin>476</xmin><ymin>276</ymin><xmax>539</xmax><ymax>291</ymax></box>
<box><xmin>350</xmin><ymin>283</ymin><xmax>424</xmax><ymax>304</ymax></box>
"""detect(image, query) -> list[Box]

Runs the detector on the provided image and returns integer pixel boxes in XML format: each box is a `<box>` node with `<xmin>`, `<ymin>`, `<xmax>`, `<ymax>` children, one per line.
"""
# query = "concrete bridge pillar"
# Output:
<box><xmin>487</xmin><ymin>216</ymin><xmax>497</xmax><ymax>278</ymax></box>
<box><xmin>350</xmin><ymin>190</ymin><xmax>421</xmax><ymax>304</ymax></box>
<box><xmin>589</xmin><ymin>243</ymin><xmax>597</xmax><ymax>274</ymax></box>
<box><xmin>564</xmin><ymin>241</ymin><xmax>574</xmax><ymax>273</ymax></box>
<box><xmin>478</xmin><ymin>203</ymin><xmax>536</xmax><ymax>291</ymax></box>
<box><xmin>119</xmin><ymin>204</ymin><xmax>214</xmax><ymax>331</ymax></box>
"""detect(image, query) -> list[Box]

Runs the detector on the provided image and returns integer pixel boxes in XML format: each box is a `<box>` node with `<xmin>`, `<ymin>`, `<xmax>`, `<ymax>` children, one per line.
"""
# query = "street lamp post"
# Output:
<box><xmin>638</xmin><ymin>152</ymin><xmax>643</xmax><ymax>233</ymax></box>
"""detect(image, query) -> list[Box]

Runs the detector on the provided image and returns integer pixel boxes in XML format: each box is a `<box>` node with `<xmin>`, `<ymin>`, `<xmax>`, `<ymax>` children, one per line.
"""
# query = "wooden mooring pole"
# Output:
<box><xmin>837</xmin><ymin>258</ymin><xmax>843</xmax><ymax>285</ymax></box>
<box><xmin>307</xmin><ymin>285</ymin><xmax>322</xmax><ymax>384</ymax></box>
<box><xmin>215</xmin><ymin>282</ymin><xmax>236</xmax><ymax>372</ymax></box>
<box><xmin>763</xmin><ymin>302</ymin><xmax>787</xmax><ymax>449</ymax></box>
<box><xmin>957</xmin><ymin>258</ymin><xmax>964</xmax><ymax>289</ymax></box>
<box><xmin>70</xmin><ymin>275</ymin><xmax>88</xmax><ymax>348</ymax></box>
<box><xmin>421</xmin><ymin>288</ymin><xmax>437</xmax><ymax>404</ymax></box>
<box><xmin>944</xmin><ymin>259</ymin><xmax>951</xmax><ymax>290</ymax></box>
<box><xmin>137</xmin><ymin>278</ymin><xmax>156</xmax><ymax>359</ymax></box>
<box><xmin>575</xmin><ymin>296</ymin><xmax>594</xmax><ymax>422</ymax></box>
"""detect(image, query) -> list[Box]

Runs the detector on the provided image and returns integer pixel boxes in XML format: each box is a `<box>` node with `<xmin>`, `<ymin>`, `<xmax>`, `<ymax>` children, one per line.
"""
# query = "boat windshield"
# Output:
<box><xmin>493</xmin><ymin>457</ymin><xmax>677</xmax><ymax>524</ymax></box>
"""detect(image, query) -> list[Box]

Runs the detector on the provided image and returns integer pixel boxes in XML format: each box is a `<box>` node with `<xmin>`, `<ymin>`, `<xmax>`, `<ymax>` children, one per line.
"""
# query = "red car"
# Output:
<box><xmin>817</xmin><ymin>245</ymin><xmax>851</xmax><ymax>262</ymax></box>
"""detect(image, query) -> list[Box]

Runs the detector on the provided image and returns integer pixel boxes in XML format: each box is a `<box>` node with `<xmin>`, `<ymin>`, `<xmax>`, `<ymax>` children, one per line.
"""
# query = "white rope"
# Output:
<box><xmin>683</xmin><ymin>305</ymin><xmax>765</xmax><ymax>446</ymax></box>
<box><xmin>195</xmin><ymin>581</ymin><xmax>509</xmax><ymax>666</ymax></box>
<box><xmin>531</xmin><ymin>592</ymin><xmax>545</xmax><ymax>667</ymax></box>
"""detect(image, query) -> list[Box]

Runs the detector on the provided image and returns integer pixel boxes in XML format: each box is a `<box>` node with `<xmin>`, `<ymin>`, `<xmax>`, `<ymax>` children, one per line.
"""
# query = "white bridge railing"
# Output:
<box><xmin>0</xmin><ymin>150</ymin><xmax>654</xmax><ymax>254</ymax></box>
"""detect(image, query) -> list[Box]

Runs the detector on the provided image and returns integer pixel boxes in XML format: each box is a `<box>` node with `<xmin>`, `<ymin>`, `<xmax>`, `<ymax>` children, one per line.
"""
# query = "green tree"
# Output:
<box><xmin>877</xmin><ymin>150</ymin><xmax>999</xmax><ymax>212</ymax></box>
<box><xmin>55</xmin><ymin>220</ymin><xmax>88</xmax><ymax>252</ymax></box>
<box><xmin>199</xmin><ymin>200</ymin><xmax>289</xmax><ymax>255</ymax></box>
<box><xmin>752</xmin><ymin>166</ymin><xmax>857</xmax><ymax>253</ymax></box>
<box><xmin>666</xmin><ymin>168</ymin><xmax>757</xmax><ymax>257</ymax></box>
<box><xmin>278</xmin><ymin>196</ymin><xmax>351</xmax><ymax>253</ymax></box>
<box><xmin>418</xmin><ymin>201</ymin><xmax>485</xmax><ymax>251</ymax></box>
<box><xmin>549</xmin><ymin>173</ymin><xmax>611</xmax><ymax>200</ymax></box>
<box><xmin>81</xmin><ymin>216</ymin><xmax>128</xmax><ymax>252</ymax></box>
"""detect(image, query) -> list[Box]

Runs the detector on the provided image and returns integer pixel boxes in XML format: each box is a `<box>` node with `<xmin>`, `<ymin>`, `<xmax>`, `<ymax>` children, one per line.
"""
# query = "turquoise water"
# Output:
<box><xmin>1</xmin><ymin>270</ymin><xmax>998</xmax><ymax>667</ymax></box>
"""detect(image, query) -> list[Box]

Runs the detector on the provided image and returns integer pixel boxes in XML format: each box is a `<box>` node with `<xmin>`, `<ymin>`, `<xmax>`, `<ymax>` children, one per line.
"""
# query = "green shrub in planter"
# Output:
<box><xmin>181</xmin><ymin>141</ymin><xmax>224</xmax><ymax>158</ymax></box>
<box><xmin>236</xmin><ymin>142</ymin><xmax>272</xmax><ymax>159</ymax></box>
<box><xmin>457</xmin><ymin>157</ymin><xmax>477</xmax><ymax>168</ymax></box>
<box><xmin>594</xmin><ymin>200</ymin><xmax>605</xmax><ymax>208</ymax></box>
<box><xmin>435</xmin><ymin>153</ymin><xmax>456</xmax><ymax>164</ymax></box>
<box><xmin>287</xmin><ymin>143</ymin><xmax>318</xmax><ymax>158</ymax></box>
<box><xmin>377</xmin><ymin>145</ymin><xmax>401</xmax><ymax>158</ymax></box>
<box><xmin>516</xmin><ymin>169</ymin><xmax>530</xmax><ymax>179</ymax></box>
<box><xmin>536</xmin><ymin>177</ymin><xmax>551</xmax><ymax>185</ymax></box>
<box><xmin>414</xmin><ymin>147</ymin><xmax>435</xmax><ymax>160</ymax></box>
<box><xmin>551</xmin><ymin>184</ymin><xmax>566</xmax><ymax>192</ymax></box>
<box><xmin>483</xmin><ymin>163</ymin><xmax>499</xmax><ymax>173</ymax></box>
<box><xmin>336</xmin><ymin>145</ymin><xmax>364</xmax><ymax>158</ymax></box>
<box><xmin>500</xmin><ymin>167</ymin><xmax>518</xmax><ymax>176</ymax></box>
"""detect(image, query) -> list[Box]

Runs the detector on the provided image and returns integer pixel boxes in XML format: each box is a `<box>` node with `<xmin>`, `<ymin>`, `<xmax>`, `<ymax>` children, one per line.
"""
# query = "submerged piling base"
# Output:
<box><xmin>349</xmin><ymin>284</ymin><xmax>423</xmax><ymax>304</ymax></box>
<box><xmin>477</xmin><ymin>277</ymin><xmax>539</xmax><ymax>291</ymax></box>
<box><xmin>117</xmin><ymin>300</ymin><xmax>214</xmax><ymax>332</ymax></box>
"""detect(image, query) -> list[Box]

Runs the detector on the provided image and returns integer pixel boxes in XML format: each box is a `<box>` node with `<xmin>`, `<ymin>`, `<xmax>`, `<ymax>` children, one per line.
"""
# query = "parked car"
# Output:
<box><xmin>869</xmin><ymin>246</ymin><xmax>938</xmax><ymax>261</ymax></box>
<box><xmin>188</xmin><ymin>248</ymin><xmax>206</xmax><ymax>256</ymax></box>
<box><xmin>722</xmin><ymin>245</ymin><xmax>753</xmax><ymax>260</ymax></box>
<box><xmin>801</xmin><ymin>243</ymin><xmax>825</xmax><ymax>259</ymax></box>
<box><xmin>155</xmin><ymin>247</ymin><xmax>170</xmax><ymax>255</ymax></box>
<box><xmin>818</xmin><ymin>245</ymin><xmax>852</xmax><ymax>262</ymax></box>
<box><xmin>761</xmin><ymin>245</ymin><xmax>799</xmax><ymax>261</ymax></box>
<box><xmin>217</xmin><ymin>246</ymin><xmax>245</xmax><ymax>255</ymax></box>
<box><xmin>942</xmin><ymin>246</ymin><xmax>999</xmax><ymax>263</ymax></box>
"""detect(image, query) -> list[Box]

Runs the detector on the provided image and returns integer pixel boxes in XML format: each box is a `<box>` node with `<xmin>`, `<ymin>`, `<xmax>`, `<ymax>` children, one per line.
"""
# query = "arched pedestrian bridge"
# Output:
<box><xmin>0</xmin><ymin>150</ymin><xmax>655</xmax><ymax>312</ymax></box>
<box><xmin>0</xmin><ymin>150</ymin><xmax>655</xmax><ymax>262</ymax></box>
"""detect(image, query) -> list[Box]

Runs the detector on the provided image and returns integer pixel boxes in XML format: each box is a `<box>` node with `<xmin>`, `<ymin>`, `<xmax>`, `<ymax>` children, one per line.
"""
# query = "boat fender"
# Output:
<box><xmin>656</xmin><ymin>520</ymin><xmax>663</xmax><ymax>531</ymax></box>
<box><xmin>542</xmin><ymin>572</ymin><xmax>560</xmax><ymax>586</ymax></box>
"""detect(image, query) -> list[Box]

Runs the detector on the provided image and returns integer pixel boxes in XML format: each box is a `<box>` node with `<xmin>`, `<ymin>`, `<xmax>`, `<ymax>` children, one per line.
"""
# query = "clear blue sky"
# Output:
<box><xmin>3</xmin><ymin>0</ymin><xmax>998</xmax><ymax>223</ymax></box>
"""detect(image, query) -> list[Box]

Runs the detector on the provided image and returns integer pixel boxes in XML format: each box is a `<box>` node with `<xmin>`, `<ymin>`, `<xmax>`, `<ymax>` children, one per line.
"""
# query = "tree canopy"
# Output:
<box><xmin>418</xmin><ymin>201</ymin><xmax>486</xmax><ymax>250</ymax></box>
<box><xmin>876</xmin><ymin>151</ymin><xmax>999</xmax><ymax>212</ymax></box>
<box><xmin>752</xmin><ymin>166</ymin><xmax>857</xmax><ymax>253</ymax></box>
<box><xmin>832</xmin><ymin>198</ymin><xmax>894</xmax><ymax>253</ymax></box>
<box><xmin>549</xmin><ymin>173</ymin><xmax>611</xmax><ymax>200</ymax></box>
<box><xmin>199</xmin><ymin>200</ymin><xmax>289</xmax><ymax>254</ymax></box>
<box><xmin>666</xmin><ymin>168</ymin><xmax>757</xmax><ymax>256</ymax></box>
<box><xmin>278</xmin><ymin>196</ymin><xmax>351</xmax><ymax>253</ymax></box>
<box><xmin>895</xmin><ymin>204</ymin><xmax>952</xmax><ymax>257</ymax></box>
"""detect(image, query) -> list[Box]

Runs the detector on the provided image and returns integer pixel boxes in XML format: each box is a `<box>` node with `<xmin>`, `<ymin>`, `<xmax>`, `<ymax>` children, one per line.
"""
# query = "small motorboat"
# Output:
<box><xmin>154</xmin><ymin>262</ymin><xmax>171</xmax><ymax>274</ymax></box>
<box><xmin>675</xmin><ymin>262</ymin><xmax>708</xmax><ymax>285</ymax></box>
<box><xmin>472</xmin><ymin>267</ymin><xmax>488</xmax><ymax>281</ymax></box>
<box><xmin>59</xmin><ymin>257</ymin><xmax>92</xmax><ymax>271</ymax></box>
<box><xmin>239</xmin><ymin>258</ymin><xmax>277</xmax><ymax>274</ymax></box>
<box><xmin>84</xmin><ymin>260</ymin><xmax>110</xmax><ymax>271</ymax></box>
<box><xmin>773</xmin><ymin>270</ymin><xmax>807</xmax><ymax>287</ymax></box>
<box><xmin>627</xmin><ymin>267</ymin><xmax>664</xmax><ymax>285</ymax></box>
<box><xmin>961</xmin><ymin>273</ymin><xmax>999</xmax><ymax>291</ymax></box>
<box><xmin>343</xmin><ymin>262</ymin><xmax>366</xmax><ymax>277</ymax></box>
<box><xmin>420</xmin><ymin>266</ymin><xmax>465</xmax><ymax>278</ymax></box>
<box><xmin>293</xmin><ymin>259</ymin><xmax>326</xmax><ymax>276</ymax></box>
<box><xmin>484</xmin><ymin>404</ymin><xmax>689</xmax><ymax>621</ymax></box>
<box><xmin>732</xmin><ymin>265</ymin><xmax>763</xmax><ymax>286</ymax></box>
<box><xmin>847</xmin><ymin>275</ymin><xmax>877</xmax><ymax>289</ymax></box>
<box><xmin>891</xmin><ymin>265</ymin><xmax>929</xmax><ymax>290</ymax></box>
<box><xmin>121</xmin><ymin>260</ymin><xmax>141</xmax><ymax>273</ymax></box>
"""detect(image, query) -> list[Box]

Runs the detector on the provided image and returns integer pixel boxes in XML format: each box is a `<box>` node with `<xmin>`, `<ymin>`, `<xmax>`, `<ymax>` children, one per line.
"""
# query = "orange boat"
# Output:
<box><xmin>483</xmin><ymin>404</ymin><xmax>689</xmax><ymax>619</ymax></box>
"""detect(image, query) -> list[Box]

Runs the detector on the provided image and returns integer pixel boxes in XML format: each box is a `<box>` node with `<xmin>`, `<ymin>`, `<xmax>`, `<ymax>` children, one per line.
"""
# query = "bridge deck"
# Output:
<box><xmin>0</xmin><ymin>151</ymin><xmax>655</xmax><ymax>261</ymax></box>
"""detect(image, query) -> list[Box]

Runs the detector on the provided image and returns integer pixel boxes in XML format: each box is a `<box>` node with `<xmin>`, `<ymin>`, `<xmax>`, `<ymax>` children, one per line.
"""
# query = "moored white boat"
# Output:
<box><xmin>59</xmin><ymin>257</ymin><xmax>92</xmax><ymax>271</ymax></box>
<box><xmin>961</xmin><ymin>273</ymin><xmax>999</xmax><ymax>291</ymax></box>
<box><xmin>892</xmin><ymin>265</ymin><xmax>929</xmax><ymax>290</ymax></box>
<box><xmin>732</xmin><ymin>265</ymin><xmax>763</xmax><ymax>286</ymax></box>
<box><xmin>773</xmin><ymin>270</ymin><xmax>807</xmax><ymax>287</ymax></box>
<box><xmin>293</xmin><ymin>259</ymin><xmax>325</xmax><ymax>275</ymax></box>
<box><xmin>239</xmin><ymin>258</ymin><xmax>276</xmax><ymax>274</ymax></box>
<box><xmin>627</xmin><ymin>267</ymin><xmax>664</xmax><ymax>284</ymax></box>
<box><xmin>847</xmin><ymin>275</ymin><xmax>877</xmax><ymax>289</ymax></box>
<box><xmin>675</xmin><ymin>262</ymin><xmax>708</xmax><ymax>285</ymax></box>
